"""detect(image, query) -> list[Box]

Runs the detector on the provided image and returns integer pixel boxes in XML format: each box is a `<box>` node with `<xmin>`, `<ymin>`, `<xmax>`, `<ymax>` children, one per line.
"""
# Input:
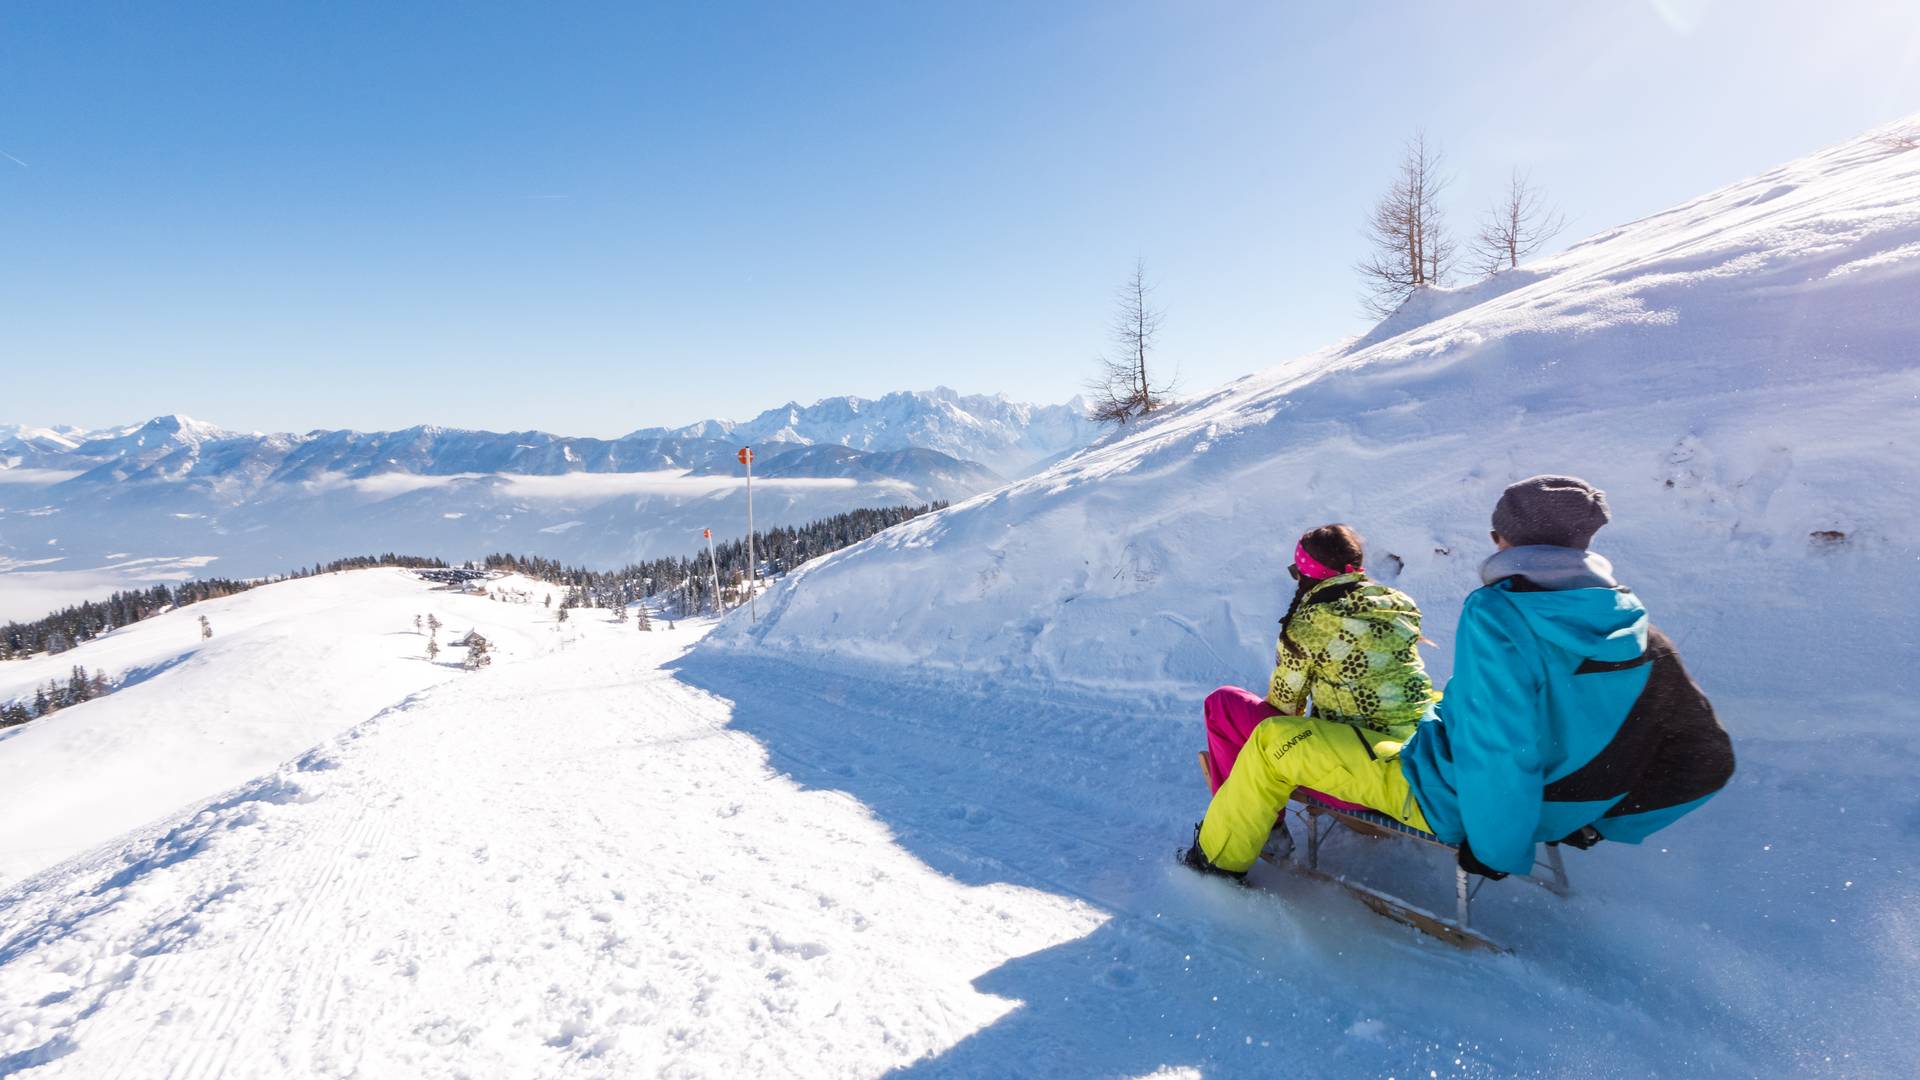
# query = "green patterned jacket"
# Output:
<box><xmin>1268</xmin><ymin>572</ymin><xmax>1438</xmax><ymax>739</ymax></box>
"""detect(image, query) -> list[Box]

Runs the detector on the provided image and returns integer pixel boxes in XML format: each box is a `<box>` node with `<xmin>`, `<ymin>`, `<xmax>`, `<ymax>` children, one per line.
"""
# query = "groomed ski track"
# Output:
<box><xmin>1</xmin><ymin>617</ymin><xmax>1100</xmax><ymax>1078</ymax></box>
<box><xmin>6</xmin><ymin>603</ymin><xmax>1838</xmax><ymax>1078</ymax></box>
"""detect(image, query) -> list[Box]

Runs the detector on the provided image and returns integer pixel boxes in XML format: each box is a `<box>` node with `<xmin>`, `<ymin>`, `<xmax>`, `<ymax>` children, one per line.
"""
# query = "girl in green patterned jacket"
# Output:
<box><xmin>1201</xmin><ymin>524</ymin><xmax>1438</xmax><ymax>806</ymax></box>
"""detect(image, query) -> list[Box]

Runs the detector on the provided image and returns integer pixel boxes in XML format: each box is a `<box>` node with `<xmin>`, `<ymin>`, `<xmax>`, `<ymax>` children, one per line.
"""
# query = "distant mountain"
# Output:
<box><xmin>627</xmin><ymin>388</ymin><xmax>1100</xmax><ymax>479</ymax></box>
<box><xmin>0</xmin><ymin>389</ymin><xmax>1099</xmax><ymax>601</ymax></box>
<box><xmin>0</xmin><ymin>423</ymin><xmax>111</xmax><ymax>470</ymax></box>
<box><xmin>0</xmin><ymin>416</ymin><xmax>1009</xmax><ymax>584</ymax></box>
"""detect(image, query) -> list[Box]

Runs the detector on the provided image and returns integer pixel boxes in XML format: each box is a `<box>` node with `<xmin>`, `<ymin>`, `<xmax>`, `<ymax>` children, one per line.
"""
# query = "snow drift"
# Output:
<box><xmin>715</xmin><ymin>118</ymin><xmax>1920</xmax><ymax>722</ymax></box>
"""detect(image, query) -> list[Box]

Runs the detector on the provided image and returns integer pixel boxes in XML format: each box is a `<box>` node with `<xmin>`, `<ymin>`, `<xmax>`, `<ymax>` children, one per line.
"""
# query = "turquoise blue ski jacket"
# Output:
<box><xmin>1399</xmin><ymin>546</ymin><xmax>1732</xmax><ymax>875</ymax></box>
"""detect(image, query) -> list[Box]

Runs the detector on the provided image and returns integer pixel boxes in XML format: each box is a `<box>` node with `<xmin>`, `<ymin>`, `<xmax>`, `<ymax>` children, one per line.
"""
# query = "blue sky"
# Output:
<box><xmin>3</xmin><ymin>1</ymin><xmax>1916</xmax><ymax>436</ymax></box>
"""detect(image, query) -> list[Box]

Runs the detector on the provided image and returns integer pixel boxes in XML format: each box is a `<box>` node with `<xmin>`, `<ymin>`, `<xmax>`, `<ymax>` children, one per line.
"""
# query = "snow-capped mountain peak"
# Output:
<box><xmin>626</xmin><ymin>388</ymin><xmax>1099</xmax><ymax>478</ymax></box>
<box><xmin>109</xmin><ymin>413</ymin><xmax>231</xmax><ymax>444</ymax></box>
<box><xmin>0</xmin><ymin>406</ymin><xmax>1028</xmax><ymax>581</ymax></box>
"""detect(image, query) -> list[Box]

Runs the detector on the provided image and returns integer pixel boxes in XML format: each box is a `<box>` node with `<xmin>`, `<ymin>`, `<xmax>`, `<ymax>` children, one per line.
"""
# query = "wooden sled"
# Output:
<box><xmin>1197</xmin><ymin>751</ymin><xmax>1570</xmax><ymax>952</ymax></box>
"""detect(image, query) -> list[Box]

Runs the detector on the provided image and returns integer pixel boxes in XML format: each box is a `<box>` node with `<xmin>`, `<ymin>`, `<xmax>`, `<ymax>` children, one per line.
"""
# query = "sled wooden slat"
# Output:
<box><xmin>1286</xmin><ymin>861</ymin><xmax>1505</xmax><ymax>953</ymax></box>
<box><xmin>1292</xmin><ymin>792</ymin><xmax>1454</xmax><ymax>850</ymax></box>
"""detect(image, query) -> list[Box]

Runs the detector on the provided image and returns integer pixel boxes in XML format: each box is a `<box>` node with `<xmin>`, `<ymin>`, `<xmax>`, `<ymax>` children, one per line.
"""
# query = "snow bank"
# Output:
<box><xmin>693</xmin><ymin>118</ymin><xmax>1920</xmax><ymax>1071</ymax></box>
<box><xmin>713</xmin><ymin>118</ymin><xmax>1920</xmax><ymax>723</ymax></box>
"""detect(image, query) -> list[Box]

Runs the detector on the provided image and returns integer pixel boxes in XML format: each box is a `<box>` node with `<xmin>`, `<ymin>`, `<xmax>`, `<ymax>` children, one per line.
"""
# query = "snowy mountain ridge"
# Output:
<box><xmin>0</xmin><ymin>405</ymin><xmax>1034</xmax><ymax>592</ymax></box>
<box><xmin>626</xmin><ymin>387</ymin><xmax>1102</xmax><ymax>479</ymax></box>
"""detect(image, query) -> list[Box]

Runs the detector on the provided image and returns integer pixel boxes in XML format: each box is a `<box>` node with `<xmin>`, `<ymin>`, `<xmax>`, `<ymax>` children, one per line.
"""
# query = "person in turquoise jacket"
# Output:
<box><xmin>1185</xmin><ymin>475</ymin><xmax>1736</xmax><ymax>881</ymax></box>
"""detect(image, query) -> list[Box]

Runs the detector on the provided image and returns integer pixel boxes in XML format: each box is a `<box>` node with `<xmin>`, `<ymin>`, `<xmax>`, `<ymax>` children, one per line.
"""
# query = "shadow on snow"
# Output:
<box><xmin>665</xmin><ymin>649</ymin><xmax>1770</xmax><ymax>1077</ymax></box>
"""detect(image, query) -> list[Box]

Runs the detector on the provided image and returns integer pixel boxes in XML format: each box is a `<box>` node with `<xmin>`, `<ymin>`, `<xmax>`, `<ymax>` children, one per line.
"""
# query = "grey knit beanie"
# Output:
<box><xmin>1492</xmin><ymin>475</ymin><xmax>1611</xmax><ymax>549</ymax></box>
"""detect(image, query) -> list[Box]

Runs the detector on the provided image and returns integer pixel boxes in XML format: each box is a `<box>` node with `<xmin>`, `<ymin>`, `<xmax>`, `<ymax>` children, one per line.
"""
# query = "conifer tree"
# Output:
<box><xmin>427</xmin><ymin>629</ymin><xmax>440</xmax><ymax>662</ymax></box>
<box><xmin>199</xmin><ymin>615</ymin><xmax>213</xmax><ymax>641</ymax></box>
<box><xmin>463</xmin><ymin>634</ymin><xmax>492</xmax><ymax>670</ymax></box>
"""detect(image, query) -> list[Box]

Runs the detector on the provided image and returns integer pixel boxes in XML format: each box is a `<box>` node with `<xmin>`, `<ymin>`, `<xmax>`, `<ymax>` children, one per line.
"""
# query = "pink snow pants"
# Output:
<box><xmin>1202</xmin><ymin>686</ymin><xmax>1365</xmax><ymax>811</ymax></box>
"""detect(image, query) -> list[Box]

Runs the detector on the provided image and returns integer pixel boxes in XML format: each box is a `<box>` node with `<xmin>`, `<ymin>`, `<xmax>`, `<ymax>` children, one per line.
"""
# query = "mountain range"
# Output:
<box><xmin>0</xmin><ymin>391</ymin><xmax>1098</xmax><ymax>590</ymax></box>
<box><xmin>627</xmin><ymin>387</ymin><xmax>1102</xmax><ymax>479</ymax></box>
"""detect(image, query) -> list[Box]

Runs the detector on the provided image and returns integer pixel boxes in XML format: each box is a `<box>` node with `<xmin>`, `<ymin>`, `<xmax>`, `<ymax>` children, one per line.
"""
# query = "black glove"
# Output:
<box><xmin>1555</xmin><ymin>825</ymin><xmax>1604</xmax><ymax>850</ymax></box>
<box><xmin>1456</xmin><ymin>839</ymin><xmax>1509</xmax><ymax>881</ymax></box>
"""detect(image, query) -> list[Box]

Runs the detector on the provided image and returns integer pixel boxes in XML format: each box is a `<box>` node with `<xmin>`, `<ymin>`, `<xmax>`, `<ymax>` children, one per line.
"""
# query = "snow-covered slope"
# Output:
<box><xmin>0</xmin><ymin>598</ymin><xmax>1105</xmax><ymax>1077</ymax></box>
<box><xmin>686</xmin><ymin>118</ymin><xmax>1920</xmax><ymax>1070</ymax></box>
<box><xmin>629</xmin><ymin>388</ymin><xmax>1101</xmax><ymax>479</ymax></box>
<box><xmin>717</xmin><ymin>119</ymin><xmax>1920</xmax><ymax>714</ymax></box>
<box><xmin>0</xmin><ymin>425</ymin><xmax>98</xmax><ymax>471</ymax></box>
<box><xmin>0</xmin><ymin>569</ymin><xmax>570</xmax><ymax>885</ymax></box>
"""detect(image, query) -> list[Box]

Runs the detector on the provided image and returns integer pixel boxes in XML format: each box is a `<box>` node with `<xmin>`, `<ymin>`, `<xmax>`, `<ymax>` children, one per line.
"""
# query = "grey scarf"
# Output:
<box><xmin>1479</xmin><ymin>545</ymin><xmax>1618</xmax><ymax>590</ymax></box>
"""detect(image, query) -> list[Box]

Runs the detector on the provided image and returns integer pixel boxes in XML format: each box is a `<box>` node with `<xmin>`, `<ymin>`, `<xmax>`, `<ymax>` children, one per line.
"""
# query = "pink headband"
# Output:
<box><xmin>1295</xmin><ymin>541</ymin><xmax>1361</xmax><ymax>580</ymax></box>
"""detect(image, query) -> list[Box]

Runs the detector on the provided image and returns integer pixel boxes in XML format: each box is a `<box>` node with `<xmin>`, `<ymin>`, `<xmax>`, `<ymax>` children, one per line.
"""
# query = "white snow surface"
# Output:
<box><xmin>1</xmin><ymin>576</ymin><xmax>1105</xmax><ymax>1077</ymax></box>
<box><xmin>0</xmin><ymin>571</ymin><xmax>567</xmax><ymax>885</ymax></box>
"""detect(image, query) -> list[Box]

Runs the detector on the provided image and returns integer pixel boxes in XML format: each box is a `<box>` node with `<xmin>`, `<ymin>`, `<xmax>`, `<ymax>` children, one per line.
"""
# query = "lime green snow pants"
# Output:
<box><xmin>1197</xmin><ymin>715</ymin><xmax>1431</xmax><ymax>873</ymax></box>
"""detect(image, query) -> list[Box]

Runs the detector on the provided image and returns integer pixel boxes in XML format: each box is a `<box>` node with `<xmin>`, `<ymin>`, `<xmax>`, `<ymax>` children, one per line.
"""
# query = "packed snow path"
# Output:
<box><xmin>7</xmin><ymin>608</ymin><xmax>1892</xmax><ymax>1077</ymax></box>
<box><xmin>0</xmin><ymin>571</ymin><xmax>575</xmax><ymax>885</ymax></box>
<box><xmin>1</xmin><ymin>618</ymin><xmax>1105</xmax><ymax>1077</ymax></box>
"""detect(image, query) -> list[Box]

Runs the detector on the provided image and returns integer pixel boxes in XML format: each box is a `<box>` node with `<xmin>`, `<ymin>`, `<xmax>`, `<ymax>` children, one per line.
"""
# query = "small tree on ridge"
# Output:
<box><xmin>1088</xmin><ymin>258</ymin><xmax>1173</xmax><ymax>424</ymax></box>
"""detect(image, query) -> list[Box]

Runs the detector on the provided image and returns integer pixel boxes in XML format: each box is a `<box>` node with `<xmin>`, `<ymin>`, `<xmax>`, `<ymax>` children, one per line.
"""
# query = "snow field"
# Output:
<box><xmin>0</xmin><ymin>570</ymin><xmax>571</xmax><ymax>885</ymax></box>
<box><xmin>0</xmin><ymin>610</ymin><xmax>1103</xmax><ymax>1077</ymax></box>
<box><xmin>670</xmin><ymin>649</ymin><xmax>1862</xmax><ymax>1077</ymax></box>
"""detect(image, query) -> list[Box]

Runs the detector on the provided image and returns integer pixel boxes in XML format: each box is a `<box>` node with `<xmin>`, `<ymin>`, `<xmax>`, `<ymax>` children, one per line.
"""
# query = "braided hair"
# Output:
<box><xmin>1279</xmin><ymin>524</ymin><xmax>1366</xmax><ymax>657</ymax></box>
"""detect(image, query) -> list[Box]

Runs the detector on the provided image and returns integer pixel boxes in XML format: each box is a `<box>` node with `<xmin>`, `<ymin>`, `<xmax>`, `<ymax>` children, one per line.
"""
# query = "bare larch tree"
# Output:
<box><xmin>1089</xmin><ymin>258</ymin><xmax>1173</xmax><ymax>424</ymax></box>
<box><xmin>1357</xmin><ymin>132</ymin><xmax>1455</xmax><ymax>318</ymax></box>
<box><xmin>1474</xmin><ymin>169</ymin><xmax>1566</xmax><ymax>276</ymax></box>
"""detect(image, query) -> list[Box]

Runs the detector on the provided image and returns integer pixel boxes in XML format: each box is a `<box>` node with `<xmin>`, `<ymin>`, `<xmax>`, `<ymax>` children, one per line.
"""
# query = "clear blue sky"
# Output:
<box><xmin>4</xmin><ymin>1</ymin><xmax>1916</xmax><ymax>437</ymax></box>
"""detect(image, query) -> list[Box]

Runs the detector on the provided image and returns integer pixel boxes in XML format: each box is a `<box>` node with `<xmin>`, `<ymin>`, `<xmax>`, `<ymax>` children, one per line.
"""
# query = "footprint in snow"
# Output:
<box><xmin>947</xmin><ymin>804</ymin><xmax>994</xmax><ymax>825</ymax></box>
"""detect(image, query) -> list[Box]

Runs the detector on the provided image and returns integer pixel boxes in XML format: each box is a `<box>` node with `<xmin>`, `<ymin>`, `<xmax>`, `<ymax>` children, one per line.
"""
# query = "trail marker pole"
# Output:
<box><xmin>738</xmin><ymin>446</ymin><xmax>757</xmax><ymax>621</ymax></box>
<box><xmin>704</xmin><ymin>528</ymin><xmax>723</xmax><ymax>613</ymax></box>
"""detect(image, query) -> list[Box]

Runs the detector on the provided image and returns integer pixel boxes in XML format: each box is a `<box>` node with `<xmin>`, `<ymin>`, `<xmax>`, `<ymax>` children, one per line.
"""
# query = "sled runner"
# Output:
<box><xmin>1197</xmin><ymin>751</ymin><xmax>1570</xmax><ymax>952</ymax></box>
